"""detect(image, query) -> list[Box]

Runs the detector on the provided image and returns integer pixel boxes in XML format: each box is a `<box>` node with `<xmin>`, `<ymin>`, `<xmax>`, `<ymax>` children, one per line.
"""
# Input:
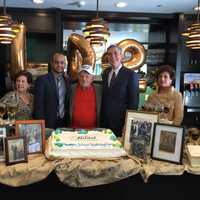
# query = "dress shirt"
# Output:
<box><xmin>108</xmin><ymin>64</ymin><xmax>122</xmax><ymax>87</ymax></box>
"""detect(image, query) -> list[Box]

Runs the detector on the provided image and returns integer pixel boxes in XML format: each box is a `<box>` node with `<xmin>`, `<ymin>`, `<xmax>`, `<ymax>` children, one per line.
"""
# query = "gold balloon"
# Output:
<box><xmin>117</xmin><ymin>39</ymin><xmax>146</xmax><ymax>70</ymax></box>
<box><xmin>10</xmin><ymin>23</ymin><xmax>27</xmax><ymax>80</ymax></box>
<box><xmin>101</xmin><ymin>51</ymin><xmax>110</xmax><ymax>70</ymax></box>
<box><xmin>101</xmin><ymin>39</ymin><xmax>146</xmax><ymax>71</ymax></box>
<box><xmin>67</xmin><ymin>33</ymin><xmax>96</xmax><ymax>80</ymax></box>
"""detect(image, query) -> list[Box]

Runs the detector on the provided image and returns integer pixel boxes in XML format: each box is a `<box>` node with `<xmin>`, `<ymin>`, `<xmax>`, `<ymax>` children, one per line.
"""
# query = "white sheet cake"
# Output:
<box><xmin>46</xmin><ymin>129</ymin><xmax>127</xmax><ymax>159</ymax></box>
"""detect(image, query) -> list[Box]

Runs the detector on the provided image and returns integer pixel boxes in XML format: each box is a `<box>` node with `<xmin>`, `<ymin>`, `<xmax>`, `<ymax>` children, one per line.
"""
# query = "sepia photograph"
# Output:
<box><xmin>124</xmin><ymin>110</ymin><xmax>158</xmax><ymax>154</ymax></box>
<box><xmin>5</xmin><ymin>136</ymin><xmax>27</xmax><ymax>165</ymax></box>
<box><xmin>15</xmin><ymin>120</ymin><xmax>45</xmax><ymax>154</ymax></box>
<box><xmin>151</xmin><ymin>123</ymin><xmax>185</xmax><ymax>164</ymax></box>
<box><xmin>159</xmin><ymin>130</ymin><xmax>177</xmax><ymax>153</ymax></box>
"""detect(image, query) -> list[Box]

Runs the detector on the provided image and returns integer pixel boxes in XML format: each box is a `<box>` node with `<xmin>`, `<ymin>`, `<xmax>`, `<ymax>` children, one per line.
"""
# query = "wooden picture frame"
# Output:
<box><xmin>151</xmin><ymin>123</ymin><xmax>185</xmax><ymax>164</ymax></box>
<box><xmin>5</xmin><ymin>136</ymin><xmax>27</xmax><ymax>165</ymax></box>
<box><xmin>15</xmin><ymin>120</ymin><xmax>45</xmax><ymax>154</ymax></box>
<box><xmin>124</xmin><ymin>110</ymin><xmax>158</xmax><ymax>155</ymax></box>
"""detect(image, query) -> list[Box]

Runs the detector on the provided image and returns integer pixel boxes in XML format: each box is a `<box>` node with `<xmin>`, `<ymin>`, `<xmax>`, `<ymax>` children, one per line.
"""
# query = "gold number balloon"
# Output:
<box><xmin>117</xmin><ymin>39</ymin><xmax>146</xmax><ymax>70</ymax></box>
<box><xmin>10</xmin><ymin>23</ymin><xmax>27</xmax><ymax>80</ymax></box>
<box><xmin>67</xmin><ymin>33</ymin><xmax>96</xmax><ymax>80</ymax></box>
<box><xmin>101</xmin><ymin>39</ymin><xmax>147</xmax><ymax>92</ymax></box>
<box><xmin>101</xmin><ymin>39</ymin><xmax>146</xmax><ymax>71</ymax></box>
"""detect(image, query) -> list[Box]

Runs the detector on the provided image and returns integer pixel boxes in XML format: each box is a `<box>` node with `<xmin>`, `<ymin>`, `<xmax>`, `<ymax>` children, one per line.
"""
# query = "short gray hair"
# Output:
<box><xmin>107</xmin><ymin>44</ymin><xmax>122</xmax><ymax>54</ymax></box>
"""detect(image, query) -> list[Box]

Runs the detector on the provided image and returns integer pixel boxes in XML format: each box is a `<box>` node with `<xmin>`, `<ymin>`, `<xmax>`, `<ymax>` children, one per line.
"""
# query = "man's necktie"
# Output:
<box><xmin>110</xmin><ymin>71</ymin><xmax>116</xmax><ymax>87</ymax></box>
<box><xmin>57</xmin><ymin>76</ymin><xmax>65</xmax><ymax>118</ymax></box>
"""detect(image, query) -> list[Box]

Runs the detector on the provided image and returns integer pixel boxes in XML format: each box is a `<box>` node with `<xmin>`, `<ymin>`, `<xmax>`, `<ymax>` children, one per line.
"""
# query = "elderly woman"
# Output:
<box><xmin>0</xmin><ymin>70</ymin><xmax>33</xmax><ymax>119</ymax></box>
<box><xmin>144</xmin><ymin>65</ymin><xmax>183</xmax><ymax>125</ymax></box>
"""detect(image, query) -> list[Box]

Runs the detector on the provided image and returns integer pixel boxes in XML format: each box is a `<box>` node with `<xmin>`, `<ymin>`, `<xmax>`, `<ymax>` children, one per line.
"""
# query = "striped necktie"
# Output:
<box><xmin>57</xmin><ymin>76</ymin><xmax>65</xmax><ymax>118</ymax></box>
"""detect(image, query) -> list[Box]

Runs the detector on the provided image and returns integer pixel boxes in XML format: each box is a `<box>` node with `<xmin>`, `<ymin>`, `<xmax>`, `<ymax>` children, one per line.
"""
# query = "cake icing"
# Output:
<box><xmin>46</xmin><ymin>129</ymin><xmax>127</xmax><ymax>159</ymax></box>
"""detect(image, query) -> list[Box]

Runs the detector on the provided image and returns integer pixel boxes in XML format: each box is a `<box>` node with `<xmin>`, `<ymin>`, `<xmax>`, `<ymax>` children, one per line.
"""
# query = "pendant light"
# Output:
<box><xmin>0</xmin><ymin>0</ymin><xmax>20</xmax><ymax>44</ymax></box>
<box><xmin>182</xmin><ymin>0</ymin><xmax>200</xmax><ymax>49</ymax></box>
<box><xmin>82</xmin><ymin>0</ymin><xmax>110</xmax><ymax>46</ymax></box>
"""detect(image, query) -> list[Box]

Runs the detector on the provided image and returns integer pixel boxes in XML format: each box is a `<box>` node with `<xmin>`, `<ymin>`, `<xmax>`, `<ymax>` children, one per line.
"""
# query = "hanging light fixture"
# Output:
<box><xmin>83</xmin><ymin>0</ymin><xmax>110</xmax><ymax>46</ymax></box>
<box><xmin>0</xmin><ymin>0</ymin><xmax>20</xmax><ymax>44</ymax></box>
<box><xmin>182</xmin><ymin>0</ymin><xmax>200</xmax><ymax>49</ymax></box>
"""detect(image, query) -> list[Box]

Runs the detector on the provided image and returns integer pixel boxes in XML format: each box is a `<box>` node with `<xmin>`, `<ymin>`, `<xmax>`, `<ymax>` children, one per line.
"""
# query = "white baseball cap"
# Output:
<box><xmin>78</xmin><ymin>64</ymin><xmax>94</xmax><ymax>75</ymax></box>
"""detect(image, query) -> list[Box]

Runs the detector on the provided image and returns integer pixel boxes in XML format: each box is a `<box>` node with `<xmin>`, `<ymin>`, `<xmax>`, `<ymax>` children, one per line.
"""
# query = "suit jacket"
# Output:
<box><xmin>101</xmin><ymin>66</ymin><xmax>139</xmax><ymax>136</ymax></box>
<box><xmin>33</xmin><ymin>71</ymin><xmax>69</xmax><ymax>129</ymax></box>
<box><xmin>68</xmin><ymin>83</ymin><xmax>102</xmax><ymax>127</ymax></box>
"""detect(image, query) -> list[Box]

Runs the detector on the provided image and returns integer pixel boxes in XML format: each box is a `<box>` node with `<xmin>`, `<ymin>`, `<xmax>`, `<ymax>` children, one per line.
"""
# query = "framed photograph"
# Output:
<box><xmin>5</xmin><ymin>136</ymin><xmax>27</xmax><ymax>165</ymax></box>
<box><xmin>130</xmin><ymin>135</ymin><xmax>147</xmax><ymax>161</ymax></box>
<box><xmin>124</xmin><ymin>110</ymin><xmax>158</xmax><ymax>154</ymax></box>
<box><xmin>0</xmin><ymin>126</ymin><xmax>6</xmax><ymax>161</ymax></box>
<box><xmin>15</xmin><ymin>120</ymin><xmax>45</xmax><ymax>154</ymax></box>
<box><xmin>6</xmin><ymin>125</ymin><xmax>16</xmax><ymax>137</ymax></box>
<box><xmin>182</xmin><ymin>72</ymin><xmax>200</xmax><ymax>107</ymax></box>
<box><xmin>151</xmin><ymin>123</ymin><xmax>185</xmax><ymax>164</ymax></box>
<box><xmin>0</xmin><ymin>125</ymin><xmax>15</xmax><ymax>136</ymax></box>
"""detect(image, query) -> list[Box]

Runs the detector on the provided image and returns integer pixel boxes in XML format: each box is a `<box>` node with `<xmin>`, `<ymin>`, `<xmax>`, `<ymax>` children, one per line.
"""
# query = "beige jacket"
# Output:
<box><xmin>145</xmin><ymin>86</ymin><xmax>184</xmax><ymax>126</ymax></box>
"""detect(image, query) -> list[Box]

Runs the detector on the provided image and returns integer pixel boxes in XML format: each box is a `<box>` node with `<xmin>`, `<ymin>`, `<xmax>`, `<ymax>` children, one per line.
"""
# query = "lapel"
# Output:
<box><xmin>69</xmin><ymin>83</ymin><xmax>77</xmax><ymax>121</ymax></box>
<box><xmin>104</xmin><ymin>67</ymin><xmax>112</xmax><ymax>88</ymax></box>
<box><xmin>116</xmin><ymin>66</ymin><xmax>125</xmax><ymax>82</ymax></box>
<box><xmin>48</xmin><ymin>72</ymin><xmax>58</xmax><ymax>99</ymax></box>
<box><xmin>94</xmin><ymin>83</ymin><xmax>102</xmax><ymax>124</ymax></box>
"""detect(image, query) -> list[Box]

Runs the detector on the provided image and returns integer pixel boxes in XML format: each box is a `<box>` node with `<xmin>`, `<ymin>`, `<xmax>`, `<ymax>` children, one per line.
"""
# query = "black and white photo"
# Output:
<box><xmin>124</xmin><ymin>110</ymin><xmax>158</xmax><ymax>154</ymax></box>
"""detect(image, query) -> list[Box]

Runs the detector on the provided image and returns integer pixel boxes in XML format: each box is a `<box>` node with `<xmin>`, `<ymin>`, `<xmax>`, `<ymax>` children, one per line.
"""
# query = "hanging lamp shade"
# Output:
<box><xmin>182</xmin><ymin>0</ymin><xmax>200</xmax><ymax>49</ymax></box>
<box><xmin>0</xmin><ymin>0</ymin><xmax>19</xmax><ymax>44</ymax></box>
<box><xmin>83</xmin><ymin>0</ymin><xmax>110</xmax><ymax>46</ymax></box>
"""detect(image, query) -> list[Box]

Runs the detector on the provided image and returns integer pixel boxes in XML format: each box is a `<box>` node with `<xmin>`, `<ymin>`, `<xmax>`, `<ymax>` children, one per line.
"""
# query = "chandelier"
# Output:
<box><xmin>0</xmin><ymin>0</ymin><xmax>20</xmax><ymax>44</ymax></box>
<box><xmin>83</xmin><ymin>0</ymin><xmax>110</xmax><ymax>46</ymax></box>
<box><xmin>182</xmin><ymin>0</ymin><xmax>200</xmax><ymax>49</ymax></box>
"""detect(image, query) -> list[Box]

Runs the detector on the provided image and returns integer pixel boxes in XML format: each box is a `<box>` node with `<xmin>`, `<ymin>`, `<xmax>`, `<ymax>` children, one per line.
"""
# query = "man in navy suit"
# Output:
<box><xmin>34</xmin><ymin>53</ymin><xmax>69</xmax><ymax>129</ymax></box>
<box><xmin>101</xmin><ymin>45</ymin><xmax>139</xmax><ymax>137</ymax></box>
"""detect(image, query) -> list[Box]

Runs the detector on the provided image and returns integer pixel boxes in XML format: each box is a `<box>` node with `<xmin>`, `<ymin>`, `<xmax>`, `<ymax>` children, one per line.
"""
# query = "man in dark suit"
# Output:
<box><xmin>34</xmin><ymin>53</ymin><xmax>69</xmax><ymax>129</ymax></box>
<box><xmin>101</xmin><ymin>45</ymin><xmax>139</xmax><ymax>137</ymax></box>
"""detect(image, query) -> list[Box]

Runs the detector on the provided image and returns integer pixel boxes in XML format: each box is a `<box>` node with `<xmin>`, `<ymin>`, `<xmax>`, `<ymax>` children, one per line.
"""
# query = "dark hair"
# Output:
<box><xmin>156</xmin><ymin>65</ymin><xmax>175</xmax><ymax>81</ymax></box>
<box><xmin>14</xmin><ymin>70</ymin><xmax>33</xmax><ymax>84</ymax></box>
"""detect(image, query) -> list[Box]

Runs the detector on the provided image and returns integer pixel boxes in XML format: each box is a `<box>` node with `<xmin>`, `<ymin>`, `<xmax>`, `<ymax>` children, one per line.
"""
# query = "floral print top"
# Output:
<box><xmin>0</xmin><ymin>91</ymin><xmax>34</xmax><ymax>120</ymax></box>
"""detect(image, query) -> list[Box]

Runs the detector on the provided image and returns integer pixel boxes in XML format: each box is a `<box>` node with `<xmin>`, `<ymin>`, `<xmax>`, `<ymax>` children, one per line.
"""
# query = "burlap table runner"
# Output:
<box><xmin>140</xmin><ymin>159</ymin><xmax>185</xmax><ymax>182</ymax></box>
<box><xmin>54</xmin><ymin>157</ymin><xmax>141</xmax><ymax>187</ymax></box>
<box><xmin>1</xmin><ymin>155</ymin><xmax>200</xmax><ymax>187</ymax></box>
<box><xmin>0</xmin><ymin>154</ymin><xmax>55</xmax><ymax>187</ymax></box>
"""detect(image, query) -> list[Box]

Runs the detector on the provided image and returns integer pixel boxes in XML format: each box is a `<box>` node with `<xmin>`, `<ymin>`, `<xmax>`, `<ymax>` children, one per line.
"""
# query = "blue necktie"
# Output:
<box><xmin>57</xmin><ymin>76</ymin><xmax>65</xmax><ymax>118</ymax></box>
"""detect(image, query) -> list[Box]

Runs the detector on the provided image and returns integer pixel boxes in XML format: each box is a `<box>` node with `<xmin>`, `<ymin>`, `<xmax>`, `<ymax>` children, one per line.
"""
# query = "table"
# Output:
<box><xmin>0</xmin><ymin>152</ymin><xmax>200</xmax><ymax>188</ymax></box>
<box><xmin>0</xmin><ymin>171</ymin><xmax>199</xmax><ymax>200</ymax></box>
<box><xmin>1</xmin><ymin>130</ymin><xmax>200</xmax><ymax>199</ymax></box>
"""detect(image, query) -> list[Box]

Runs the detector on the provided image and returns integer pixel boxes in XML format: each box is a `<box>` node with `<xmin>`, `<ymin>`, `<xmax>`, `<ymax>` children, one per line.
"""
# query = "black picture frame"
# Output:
<box><xmin>151</xmin><ymin>123</ymin><xmax>185</xmax><ymax>164</ymax></box>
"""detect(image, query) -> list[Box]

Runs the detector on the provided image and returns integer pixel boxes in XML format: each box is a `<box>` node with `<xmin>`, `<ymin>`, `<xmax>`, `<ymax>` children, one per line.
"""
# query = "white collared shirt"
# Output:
<box><xmin>108</xmin><ymin>65</ymin><xmax>122</xmax><ymax>87</ymax></box>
